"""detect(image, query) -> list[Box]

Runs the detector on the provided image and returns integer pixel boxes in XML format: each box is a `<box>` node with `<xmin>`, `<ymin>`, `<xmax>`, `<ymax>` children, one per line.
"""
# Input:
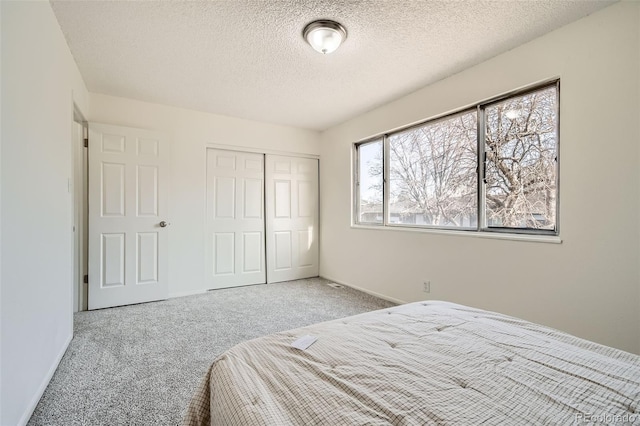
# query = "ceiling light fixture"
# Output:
<box><xmin>303</xmin><ymin>20</ymin><xmax>347</xmax><ymax>54</ymax></box>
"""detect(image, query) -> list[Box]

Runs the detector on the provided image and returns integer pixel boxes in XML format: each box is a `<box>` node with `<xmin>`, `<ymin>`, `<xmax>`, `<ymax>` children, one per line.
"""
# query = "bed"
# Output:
<box><xmin>182</xmin><ymin>301</ymin><xmax>640</xmax><ymax>425</ymax></box>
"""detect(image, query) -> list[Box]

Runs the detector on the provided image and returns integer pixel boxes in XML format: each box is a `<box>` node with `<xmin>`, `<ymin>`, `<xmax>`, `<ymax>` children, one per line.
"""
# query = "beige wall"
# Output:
<box><xmin>1</xmin><ymin>2</ymin><xmax>90</xmax><ymax>424</ymax></box>
<box><xmin>89</xmin><ymin>94</ymin><xmax>320</xmax><ymax>298</ymax></box>
<box><xmin>319</xmin><ymin>2</ymin><xmax>640</xmax><ymax>354</ymax></box>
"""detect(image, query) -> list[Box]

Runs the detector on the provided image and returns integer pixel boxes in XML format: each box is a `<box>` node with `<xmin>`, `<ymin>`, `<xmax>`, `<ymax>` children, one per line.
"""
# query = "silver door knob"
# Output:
<box><xmin>159</xmin><ymin>221</ymin><xmax>169</xmax><ymax>227</ymax></box>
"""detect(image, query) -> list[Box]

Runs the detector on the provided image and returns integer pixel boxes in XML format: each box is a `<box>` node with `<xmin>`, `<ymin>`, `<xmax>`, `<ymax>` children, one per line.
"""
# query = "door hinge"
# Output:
<box><xmin>84</xmin><ymin>138</ymin><xmax>88</xmax><ymax>148</ymax></box>
<box><xmin>83</xmin><ymin>275</ymin><xmax>88</xmax><ymax>284</ymax></box>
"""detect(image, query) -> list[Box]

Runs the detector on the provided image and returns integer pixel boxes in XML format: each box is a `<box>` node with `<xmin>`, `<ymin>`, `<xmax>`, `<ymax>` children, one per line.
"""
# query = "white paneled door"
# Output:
<box><xmin>266</xmin><ymin>155</ymin><xmax>319</xmax><ymax>283</ymax></box>
<box><xmin>206</xmin><ymin>149</ymin><xmax>266</xmax><ymax>289</ymax></box>
<box><xmin>88</xmin><ymin>123</ymin><xmax>169</xmax><ymax>309</ymax></box>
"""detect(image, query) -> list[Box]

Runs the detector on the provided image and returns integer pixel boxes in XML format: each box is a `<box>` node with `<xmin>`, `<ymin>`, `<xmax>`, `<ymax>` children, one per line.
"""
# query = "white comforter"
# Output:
<box><xmin>183</xmin><ymin>301</ymin><xmax>640</xmax><ymax>425</ymax></box>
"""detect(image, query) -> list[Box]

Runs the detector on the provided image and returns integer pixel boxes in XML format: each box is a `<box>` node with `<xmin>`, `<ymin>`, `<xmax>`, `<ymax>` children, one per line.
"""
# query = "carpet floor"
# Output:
<box><xmin>27</xmin><ymin>278</ymin><xmax>395</xmax><ymax>425</ymax></box>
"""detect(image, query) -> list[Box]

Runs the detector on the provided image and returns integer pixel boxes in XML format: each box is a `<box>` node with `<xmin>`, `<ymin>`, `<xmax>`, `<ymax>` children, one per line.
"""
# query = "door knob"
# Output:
<box><xmin>159</xmin><ymin>221</ymin><xmax>169</xmax><ymax>227</ymax></box>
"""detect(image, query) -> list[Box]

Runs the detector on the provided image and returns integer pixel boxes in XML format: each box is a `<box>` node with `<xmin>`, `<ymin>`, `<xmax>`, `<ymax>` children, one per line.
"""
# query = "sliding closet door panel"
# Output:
<box><xmin>206</xmin><ymin>149</ymin><xmax>266</xmax><ymax>289</ymax></box>
<box><xmin>266</xmin><ymin>155</ymin><xmax>319</xmax><ymax>283</ymax></box>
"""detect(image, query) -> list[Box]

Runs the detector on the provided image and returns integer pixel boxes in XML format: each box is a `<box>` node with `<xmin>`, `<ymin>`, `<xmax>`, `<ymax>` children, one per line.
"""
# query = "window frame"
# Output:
<box><xmin>353</xmin><ymin>79</ymin><xmax>560</xmax><ymax>237</ymax></box>
<box><xmin>354</xmin><ymin>138</ymin><xmax>385</xmax><ymax>226</ymax></box>
<box><xmin>384</xmin><ymin>106</ymin><xmax>478</xmax><ymax>231</ymax></box>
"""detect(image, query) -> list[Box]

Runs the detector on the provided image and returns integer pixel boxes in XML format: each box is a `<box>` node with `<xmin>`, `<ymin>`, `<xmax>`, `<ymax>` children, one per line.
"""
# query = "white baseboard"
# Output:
<box><xmin>168</xmin><ymin>289</ymin><xmax>207</xmax><ymax>299</ymax></box>
<box><xmin>17</xmin><ymin>332</ymin><xmax>73</xmax><ymax>426</ymax></box>
<box><xmin>320</xmin><ymin>275</ymin><xmax>408</xmax><ymax>305</ymax></box>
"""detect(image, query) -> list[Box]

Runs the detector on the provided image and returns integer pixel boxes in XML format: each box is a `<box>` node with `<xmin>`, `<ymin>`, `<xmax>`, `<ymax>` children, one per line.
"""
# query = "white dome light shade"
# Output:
<box><xmin>303</xmin><ymin>20</ymin><xmax>347</xmax><ymax>54</ymax></box>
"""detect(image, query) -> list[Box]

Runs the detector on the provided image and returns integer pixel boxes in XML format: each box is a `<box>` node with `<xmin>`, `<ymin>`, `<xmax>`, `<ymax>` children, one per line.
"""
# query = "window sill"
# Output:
<box><xmin>351</xmin><ymin>224</ymin><xmax>562</xmax><ymax>244</ymax></box>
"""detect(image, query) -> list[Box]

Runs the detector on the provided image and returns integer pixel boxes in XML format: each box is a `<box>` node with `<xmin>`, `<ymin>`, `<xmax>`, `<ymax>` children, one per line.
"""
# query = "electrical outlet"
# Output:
<box><xmin>423</xmin><ymin>281</ymin><xmax>430</xmax><ymax>293</ymax></box>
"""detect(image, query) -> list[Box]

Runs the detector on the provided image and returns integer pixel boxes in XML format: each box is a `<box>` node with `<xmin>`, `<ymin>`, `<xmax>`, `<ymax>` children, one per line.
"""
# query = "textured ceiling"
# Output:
<box><xmin>51</xmin><ymin>0</ymin><xmax>615</xmax><ymax>131</ymax></box>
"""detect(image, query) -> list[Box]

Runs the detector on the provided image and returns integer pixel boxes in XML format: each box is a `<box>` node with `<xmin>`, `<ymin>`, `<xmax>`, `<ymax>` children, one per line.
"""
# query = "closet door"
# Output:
<box><xmin>206</xmin><ymin>149</ymin><xmax>266</xmax><ymax>289</ymax></box>
<box><xmin>266</xmin><ymin>155</ymin><xmax>319</xmax><ymax>283</ymax></box>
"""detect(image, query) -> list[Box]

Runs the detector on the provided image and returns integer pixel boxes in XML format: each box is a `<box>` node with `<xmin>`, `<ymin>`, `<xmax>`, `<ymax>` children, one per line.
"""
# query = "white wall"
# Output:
<box><xmin>320</xmin><ymin>2</ymin><xmax>640</xmax><ymax>355</ymax></box>
<box><xmin>89</xmin><ymin>94</ymin><xmax>320</xmax><ymax>298</ymax></box>
<box><xmin>0</xmin><ymin>1</ymin><xmax>4</xmax><ymax>422</ymax></box>
<box><xmin>0</xmin><ymin>2</ymin><xmax>89</xmax><ymax>425</ymax></box>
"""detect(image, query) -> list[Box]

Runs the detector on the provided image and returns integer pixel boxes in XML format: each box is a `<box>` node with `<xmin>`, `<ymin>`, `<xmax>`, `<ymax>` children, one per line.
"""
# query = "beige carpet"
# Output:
<box><xmin>28</xmin><ymin>277</ymin><xmax>395</xmax><ymax>425</ymax></box>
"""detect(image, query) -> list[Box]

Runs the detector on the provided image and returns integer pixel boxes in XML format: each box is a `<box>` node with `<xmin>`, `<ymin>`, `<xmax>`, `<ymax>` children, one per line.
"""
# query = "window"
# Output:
<box><xmin>389</xmin><ymin>110</ymin><xmax>477</xmax><ymax>228</ymax></box>
<box><xmin>483</xmin><ymin>86</ymin><xmax>558</xmax><ymax>232</ymax></box>
<box><xmin>355</xmin><ymin>139</ymin><xmax>383</xmax><ymax>224</ymax></box>
<box><xmin>354</xmin><ymin>81</ymin><xmax>559</xmax><ymax>236</ymax></box>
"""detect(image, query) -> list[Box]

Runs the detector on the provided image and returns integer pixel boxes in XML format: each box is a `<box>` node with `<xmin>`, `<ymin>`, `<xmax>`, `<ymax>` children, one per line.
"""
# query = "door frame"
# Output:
<box><xmin>205</xmin><ymin>143</ymin><xmax>319</xmax><ymax>160</ymax></box>
<box><xmin>72</xmin><ymin>105</ymin><xmax>88</xmax><ymax>312</ymax></box>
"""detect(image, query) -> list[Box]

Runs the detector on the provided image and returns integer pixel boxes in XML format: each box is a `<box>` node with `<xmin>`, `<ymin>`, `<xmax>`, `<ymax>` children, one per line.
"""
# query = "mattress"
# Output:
<box><xmin>182</xmin><ymin>301</ymin><xmax>640</xmax><ymax>425</ymax></box>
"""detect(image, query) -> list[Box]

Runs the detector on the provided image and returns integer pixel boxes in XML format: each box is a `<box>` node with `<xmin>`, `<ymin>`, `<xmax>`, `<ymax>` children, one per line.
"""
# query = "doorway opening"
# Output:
<box><xmin>72</xmin><ymin>107</ymin><xmax>88</xmax><ymax>312</ymax></box>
